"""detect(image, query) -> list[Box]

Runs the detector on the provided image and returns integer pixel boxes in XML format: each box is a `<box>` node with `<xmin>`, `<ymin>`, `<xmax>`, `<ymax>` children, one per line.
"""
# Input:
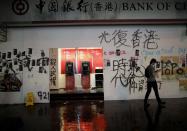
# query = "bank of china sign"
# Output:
<box><xmin>0</xmin><ymin>0</ymin><xmax>187</xmax><ymax>22</ymax></box>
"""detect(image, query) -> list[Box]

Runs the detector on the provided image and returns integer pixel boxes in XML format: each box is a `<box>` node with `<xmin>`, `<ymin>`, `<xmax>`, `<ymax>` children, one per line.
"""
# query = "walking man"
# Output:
<box><xmin>144</xmin><ymin>58</ymin><xmax>165</xmax><ymax>108</ymax></box>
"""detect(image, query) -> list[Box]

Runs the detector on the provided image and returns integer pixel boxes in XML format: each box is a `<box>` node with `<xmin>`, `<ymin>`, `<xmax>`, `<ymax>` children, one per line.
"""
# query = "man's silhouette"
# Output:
<box><xmin>144</xmin><ymin>58</ymin><xmax>165</xmax><ymax>108</ymax></box>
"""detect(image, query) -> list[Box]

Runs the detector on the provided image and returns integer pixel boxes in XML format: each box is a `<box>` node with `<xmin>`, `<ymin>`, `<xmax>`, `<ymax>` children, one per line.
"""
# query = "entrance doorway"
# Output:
<box><xmin>49</xmin><ymin>47</ymin><xmax>104</xmax><ymax>100</ymax></box>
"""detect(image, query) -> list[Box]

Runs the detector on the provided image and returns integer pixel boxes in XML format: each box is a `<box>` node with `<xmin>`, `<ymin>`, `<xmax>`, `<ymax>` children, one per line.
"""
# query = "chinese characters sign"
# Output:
<box><xmin>0</xmin><ymin>0</ymin><xmax>187</xmax><ymax>22</ymax></box>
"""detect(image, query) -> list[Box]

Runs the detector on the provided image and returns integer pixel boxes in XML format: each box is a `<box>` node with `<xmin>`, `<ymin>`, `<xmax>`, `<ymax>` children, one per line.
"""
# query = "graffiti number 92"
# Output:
<box><xmin>37</xmin><ymin>91</ymin><xmax>50</xmax><ymax>100</ymax></box>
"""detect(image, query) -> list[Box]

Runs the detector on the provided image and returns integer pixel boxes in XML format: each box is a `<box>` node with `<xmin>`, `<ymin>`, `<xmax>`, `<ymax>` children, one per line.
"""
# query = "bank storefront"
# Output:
<box><xmin>0</xmin><ymin>0</ymin><xmax>187</xmax><ymax>104</ymax></box>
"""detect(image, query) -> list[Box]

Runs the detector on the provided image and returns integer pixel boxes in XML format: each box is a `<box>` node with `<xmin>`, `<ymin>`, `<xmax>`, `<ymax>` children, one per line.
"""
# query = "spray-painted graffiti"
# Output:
<box><xmin>111</xmin><ymin>30</ymin><xmax>129</xmax><ymax>48</ymax></box>
<box><xmin>0</xmin><ymin>48</ymin><xmax>49</xmax><ymax>92</ymax></box>
<box><xmin>99</xmin><ymin>30</ymin><xmax>129</xmax><ymax>48</ymax></box>
<box><xmin>143</xmin><ymin>30</ymin><xmax>160</xmax><ymax>49</ymax></box>
<box><xmin>99</xmin><ymin>29</ymin><xmax>160</xmax><ymax>49</ymax></box>
<box><xmin>110</xmin><ymin>57</ymin><xmax>165</xmax><ymax>92</ymax></box>
<box><xmin>161</xmin><ymin>56</ymin><xmax>187</xmax><ymax>80</ymax></box>
<box><xmin>131</xmin><ymin>29</ymin><xmax>142</xmax><ymax>48</ymax></box>
<box><xmin>111</xmin><ymin>58</ymin><xmax>145</xmax><ymax>93</ymax></box>
<box><xmin>37</xmin><ymin>91</ymin><xmax>50</xmax><ymax>101</ymax></box>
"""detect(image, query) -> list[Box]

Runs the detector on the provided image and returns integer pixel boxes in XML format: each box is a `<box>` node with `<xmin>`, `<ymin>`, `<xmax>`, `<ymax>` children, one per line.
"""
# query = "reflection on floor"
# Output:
<box><xmin>50</xmin><ymin>88</ymin><xmax>104</xmax><ymax>100</ymax></box>
<box><xmin>0</xmin><ymin>98</ymin><xmax>187</xmax><ymax>131</ymax></box>
<box><xmin>50</xmin><ymin>87</ymin><xmax>104</xmax><ymax>94</ymax></box>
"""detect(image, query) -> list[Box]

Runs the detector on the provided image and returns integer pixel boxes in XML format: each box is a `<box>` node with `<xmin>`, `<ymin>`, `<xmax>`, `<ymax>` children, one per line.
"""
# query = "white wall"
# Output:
<box><xmin>0</xmin><ymin>25</ymin><xmax>187</xmax><ymax>103</ymax></box>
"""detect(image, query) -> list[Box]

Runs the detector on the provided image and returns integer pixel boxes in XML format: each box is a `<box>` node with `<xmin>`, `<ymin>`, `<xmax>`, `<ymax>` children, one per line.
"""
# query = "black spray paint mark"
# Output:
<box><xmin>131</xmin><ymin>29</ymin><xmax>142</xmax><ymax>48</ymax></box>
<box><xmin>99</xmin><ymin>29</ymin><xmax>160</xmax><ymax>49</ymax></box>
<box><xmin>144</xmin><ymin>29</ymin><xmax>160</xmax><ymax>49</ymax></box>
<box><xmin>111</xmin><ymin>58</ymin><xmax>145</xmax><ymax>93</ymax></box>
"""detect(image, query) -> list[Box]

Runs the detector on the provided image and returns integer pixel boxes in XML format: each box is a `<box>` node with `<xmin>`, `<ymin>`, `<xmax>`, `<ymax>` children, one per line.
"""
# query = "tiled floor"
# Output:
<box><xmin>0</xmin><ymin>98</ymin><xmax>187</xmax><ymax>131</ymax></box>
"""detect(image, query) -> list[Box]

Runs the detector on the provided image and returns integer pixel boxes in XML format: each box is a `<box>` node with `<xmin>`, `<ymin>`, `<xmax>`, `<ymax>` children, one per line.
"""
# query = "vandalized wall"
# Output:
<box><xmin>102</xmin><ymin>25</ymin><xmax>187</xmax><ymax>100</ymax></box>
<box><xmin>0</xmin><ymin>29</ymin><xmax>50</xmax><ymax>104</ymax></box>
<box><xmin>0</xmin><ymin>47</ymin><xmax>49</xmax><ymax>104</ymax></box>
<box><xmin>0</xmin><ymin>25</ymin><xmax>187</xmax><ymax>103</ymax></box>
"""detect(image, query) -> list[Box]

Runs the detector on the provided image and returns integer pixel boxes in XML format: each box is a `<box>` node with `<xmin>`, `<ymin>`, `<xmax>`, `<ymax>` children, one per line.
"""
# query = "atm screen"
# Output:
<box><xmin>82</xmin><ymin>62</ymin><xmax>90</xmax><ymax>75</ymax></box>
<box><xmin>83</xmin><ymin>63</ymin><xmax>88</xmax><ymax>70</ymax></box>
<box><xmin>66</xmin><ymin>62</ymin><xmax>74</xmax><ymax>76</ymax></box>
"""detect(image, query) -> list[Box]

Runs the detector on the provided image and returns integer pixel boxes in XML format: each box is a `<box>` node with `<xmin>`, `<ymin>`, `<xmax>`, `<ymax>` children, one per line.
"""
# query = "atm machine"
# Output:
<box><xmin>65</xmin><ymin>62</ymin><xmax>75</xmax><ymax>90</ymax></box>
<box><xmin>81</xmin><ymin>61</ymin><xmax>90</xmax><ymax>89</ymax></box>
